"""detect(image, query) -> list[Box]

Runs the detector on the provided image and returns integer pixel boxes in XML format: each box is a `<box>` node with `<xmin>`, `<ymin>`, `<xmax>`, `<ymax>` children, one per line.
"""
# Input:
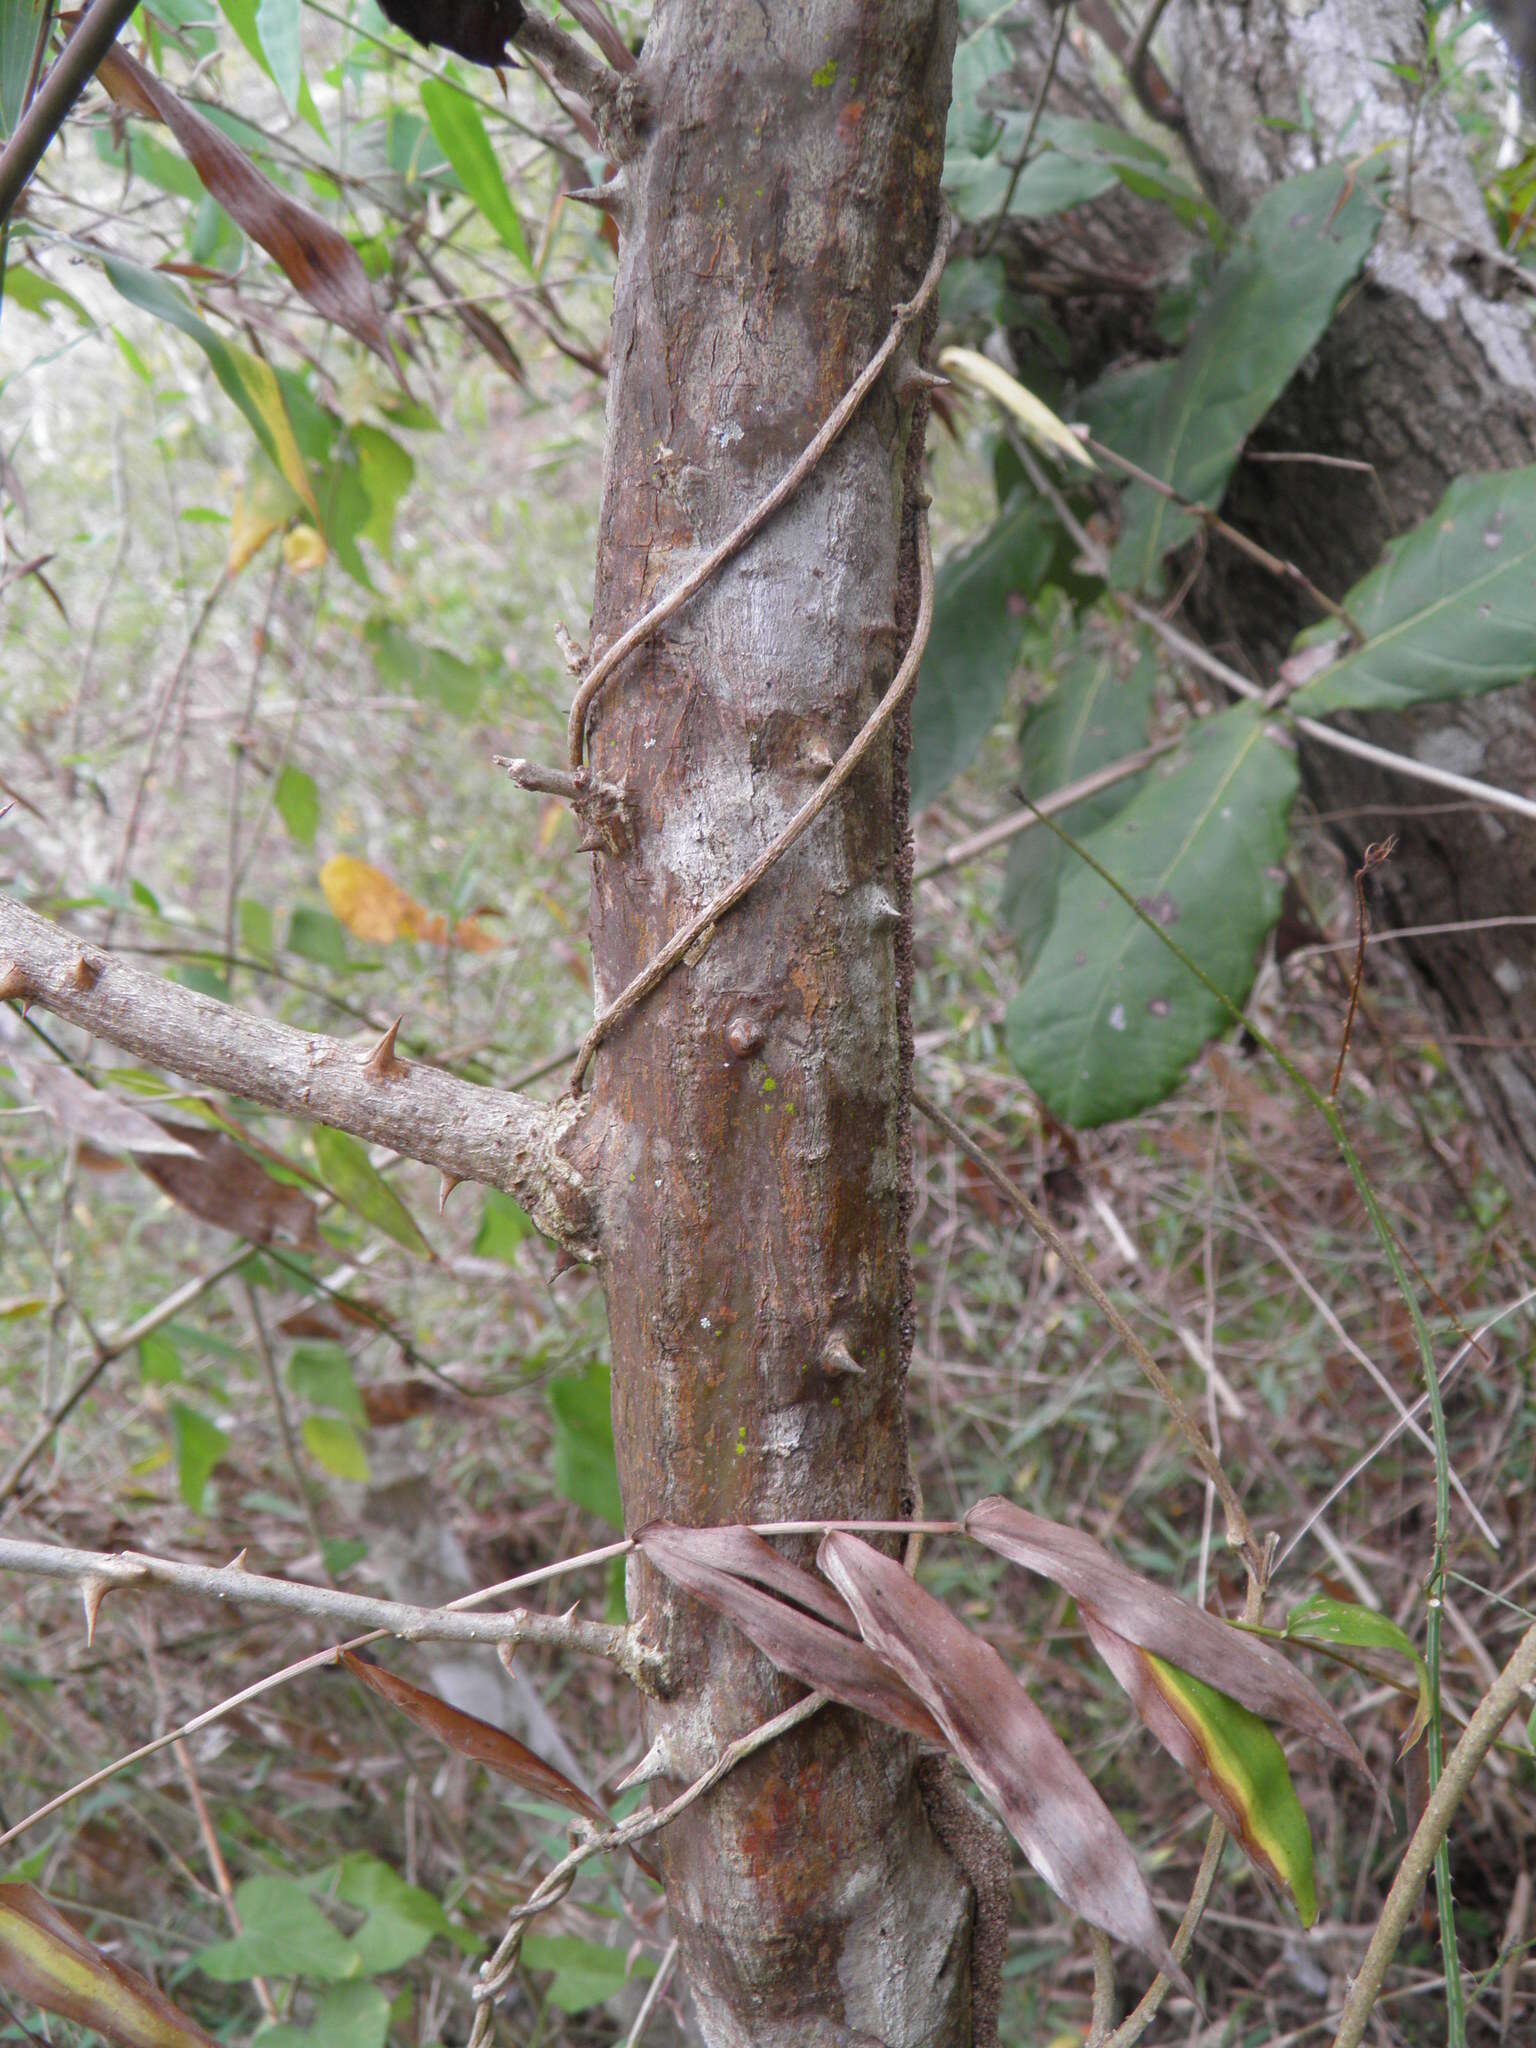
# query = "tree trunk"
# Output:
<box><xmin>1165</xmin><ymin>0</ymin><xmax>1536</xmax><ymax>1192</ymax></box>
<box><xmin>580</xmin><ymin>5</ymin><xmax>986</xmax><ymax>2041</ymax></box>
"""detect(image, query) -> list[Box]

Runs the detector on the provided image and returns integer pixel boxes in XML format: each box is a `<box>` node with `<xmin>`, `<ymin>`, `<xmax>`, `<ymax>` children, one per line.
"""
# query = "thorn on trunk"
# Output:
<box><xmin>81</xmin><ymin>1574</ymin><xmax>111</xmax><ymax>1647</ymax></box>
<box><xmin>823</xmin><ymin>1335</ymin><xmax>865</xmax><ymax>1379</ymax></box>
<box><xmin>549</xmin><ymin>1245</ymin><xmax>583</xmax><ymax>1284</ymax></box>
<box><xmin>226</xmin><ymin>1548</ymin><xmax>249</xmax><ymax>1571</ymax></box>
<box><xmin>69</xmin><ymin>951</ymin><xmax>101</xmax><ymax>989</ymax></box>
<box><xmin>868</xmin><ymin>890</ymin><xmax>902</xmax><ymax>932</ymax></box>
<box><xmin>554</xmin><ymin>621</ymin><xmax>588</xmax><ymax>675</ymax></box>
<box><xmin>0</xmin><ymin>959</ymin><xmax>33</xmax><ymax>1004</ymax></box>
<box><xmin>614</xmin><ymin>1735</ymin><xmax>673</xmax><ymax>1790</ymax></box>
<box><xmin>362</xmin><ymin>1017</ymin><xmax>408</xmax><ymax>1083</ymax></box>
<box><xmin>568</xmin><ymin>174</ymin><xmax>627</xmax><ymax>215</ymax></box>
<box><xmin>438</xmin><ymin>1171</ymin><xmax>462</xmax><ymax>1213</ymax></box>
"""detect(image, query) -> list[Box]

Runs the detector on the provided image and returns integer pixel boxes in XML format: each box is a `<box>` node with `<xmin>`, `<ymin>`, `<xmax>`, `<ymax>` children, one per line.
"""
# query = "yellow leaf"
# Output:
<box><xmin>282</xmin><ymin>524</ymin><xmax>328</xmax><ymax>572</ymax></box>
<box><xmin>937</xmin><ymin>346</ymin><xmax>1095</xmax><ymax>469</ymax></box>
<box><xmin>319</xmin><ymin>856</ymin><xmax>499</xmax><ymax>952</ymax></box>
<box><xmin>223</xmin><ymin>348</ymin><xmax>320</xmax><ymax>515</ymax></box>
<box><xmin>227</xmin><ymin>490</ymin><xmax>283</xmax><ymax>575</ymax></box>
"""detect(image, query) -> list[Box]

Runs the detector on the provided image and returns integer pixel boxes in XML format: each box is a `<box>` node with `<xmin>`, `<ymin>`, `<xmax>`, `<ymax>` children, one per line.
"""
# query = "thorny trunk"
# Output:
<box><xmin>1169</xmin><ymin>0</ymin><xmax>1536</xmax><ymax>1193</ymax></box>
<box><xmin>577</xmin><ymin>5</ymin><xmax>988</xmax><ymax>2042</ymax></box>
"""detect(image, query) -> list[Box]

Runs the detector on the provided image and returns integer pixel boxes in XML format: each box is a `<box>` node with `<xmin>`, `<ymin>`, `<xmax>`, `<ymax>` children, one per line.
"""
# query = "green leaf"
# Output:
<box><xmin>1144</xmin><ymin>1654</ymin><xmax>1316</xmax><ymax>1926</ymax></box>
<box><xmin>910</xmin><ymin>491</ymin><xmax>1057</xmax><ymax>807</ymax></box>
<box><xmin>322</xmin><ymin>1537</ymin><xmax>368</xmax><ymax>1577</ymax></box>
<box><xmin>255</xmin><ymin>0</ymin><xmax>302</xmax><ymax>115</ymax></box>
<box><xmin>1005</xmin><ymin>705</ymin><xmax>1298</xmax><ymax>1126</ymax></box>
<box><xmin>311</xmin><ymin>1127</ymin><xmax>430</xmax><ymax>1255</ymax></box>
<box><xmin>0</xmin><ymin>1882</ymin><xmax>217</xmax><ymax>2048</ymax></box>
<box><xmin>286</xmin><ymin>906</ymin><xmax>347</xmax><ymax>967</ymax></box>
<box><xmin>238</xmin><ymin>898</ymin><xmax>275</xmax><ymax>958</ymax></box>
<box><xmin>1290</xmin><ymin>467</ymin><xmax>1536</xmax><ymax>715</ymax></box>
<box><xmin>138</xmin><ymin>1330</ymin><xmax>183</xmax><ymax>1386</ymax></box>
<box><xmin>289</xmin><ymin>1342</ymin><xmax>366</xmax><ymax>1425</ymax></box>
<box><xmin>1106</xmin><ymin>164</ymin><xmax>1381</xmax><ymax>591</ymax></box>
<box><xmin>254</xmin><ymin>1981</ymin><xmax>388</xmax><ymax>2048</ymax></box>
<box><xmin>302</xmin><ymin>1414</ymin><xmax>371</xmax><ymax>1482</ymax></box>
<box><xmin>1002</xmin><ymin>630</ymin><xmax>1158</xmax><ymax>977</ymax></box>
<box><xmin>1284</xmin><ymin>1594</ymin><xmax>1431</xmax><ymax>1752</ymax></box>
<box><xmin>198</xmin><ymin>1878</ymin><xmax>360</xmax><ymax>1984</ymax></box>
<box><xmin>473</xmin><ymin>1187</ymin><xmax>531</xmax><ymax>1261</ymax></box>
<box><xmin>1</xmin><ymin>263</ymin><xmax>90</xmax><ymax>326</ymax></box>
<box><xmin>169</xmin><ymin>1402</ymin><xmax>228</xmax><ymax>1512</ymax></box>
<box><xmin>332</xmin><ymin>1855</ymin><xmax>474</xmax><ymax>1968</ymax></box>
<box><xmin>0</xmin><ymin>0</ymin><xmax>46</xmax><ymax>137</ymax></box>
<box><xmin>216</xmin><ymin>0</ymin><xmax>326</xmax><ymax>136</ymax></box>
<box><xmin>521</xmin><ymin>1934</ymin><xmax>654</xmax><ymax>2016</ymax></box>
<box><xmin>350</xmin><ymin>424</ymin><xmax>414</xmax><ymax>555</ymax></box>
<box><xmin>365</xmin><ymin>620</ymin><xmax>484</xmax><ymax>721</ymax></box>
<box><xmin>418</xmin><ymin>79</ymin><xmax>531</xmax><ymax>268</ymax></box>
<box><xmin>274</xmin><ymin>764</ymin><xmax>319</xmax><ymax>848</ymax></box>
<box><xmin>546</xmin><ymin>1364</ymin><xmax>622</xmax><ymax>1528</ymax></box>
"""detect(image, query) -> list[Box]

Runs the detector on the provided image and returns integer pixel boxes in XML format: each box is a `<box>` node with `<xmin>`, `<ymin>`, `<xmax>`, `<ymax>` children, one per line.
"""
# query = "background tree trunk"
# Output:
<box><xmin>1168</xmin><ymin>0</ymin><xmax>1536</xmax><ymax>1195</ymax></box>
<box><xmin>581</xmin><ymin>6</ymin><xmax>988</xmax><ymax>2042</ymax></box>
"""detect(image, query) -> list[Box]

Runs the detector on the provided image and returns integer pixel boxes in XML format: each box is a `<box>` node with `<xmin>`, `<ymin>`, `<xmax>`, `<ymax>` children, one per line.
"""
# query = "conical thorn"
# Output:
<box><xmin>823</xmin><ymin>1336</ymin><xmax>865</xmax><ymax>1379</ymax></box>
<box><xmin>0</xmin><ymin>960</ymin><xmax>31</xmax><ymax>1004</ymax></box>
<box><xmin>614</xmin><ymin>1735</ymin><xmax>673</xmax><ymax>1791</ymax></box>
<box><xmin>69</xmin><ymin>951</ymin><xmax>101</xmax><ymax>990</ymax></box>
<box><xmin>438</xmin><ymin>1172</ymin><xmax>462</xmax><ymax>1214</ymax></box>
<box><xmin>568</xmin><ymin>176</ymin><xmax>625</xmax><ymax>214</ymax></box>
<box><xmin>362</xmin><ymin>1017</ymin><xmax>408</xmax><ymax>1083</ymax></box>
<box><xmin>81</xmin><ymin>1574</ymin><xmax>111</xmax><ymax>1647</ymax></box>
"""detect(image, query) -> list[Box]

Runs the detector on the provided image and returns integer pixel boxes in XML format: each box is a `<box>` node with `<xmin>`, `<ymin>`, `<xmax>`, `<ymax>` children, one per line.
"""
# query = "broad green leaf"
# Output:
<box><xmin>1107</xmin><ymin>164</ymin><xmax>1381</xmax><ymax>591</ymax></box>
<box><xmin>311</xmin><ymin>1127</ymin><xmax>430</xmax><ymax>1255</ymax></box>
<box><xmin>302</xmin><ymin>1413</ymin><xmax>371</xmax><ymax>1481</ymax></box>
<box><xmin>0</xmin><ymin>1</ymin><xmax>46</xmax><ymax>137</ymax></box>
<box><xmin>286</xmin><ymin>906</ymin><xmax>348</xmax><ymax>967</ymax></box>
<box><xmin>332</xmin><ymin>1855</ymin><xmax>474</xmax><ymax>1969</ymax></box>
<box><xmin>170</xmin><ymin>1402</ymin><xmax>228</xmax><ymax>1511</ymax></box>
<box><xmin>910</xmin><ymin>491</ymin><xmax>1057</xmax><ymax>807</ymax></box>
<box><xmin>274</xmin><ymin>763</ymin><xmax>320</xmax><ymax>847</ymax></box>
<box><xmin>1285</xmin><ymin>1594</ymin><xmax>1431</xmax><ymax>1753</ymax></box>
<box><xmin>95</xmin><ymin>255</ymin><xmax>318</xmax><ymax>515</ymax></box>
<box><xmin>238</xmin><ymin>898</ymin><xmax>275</xmax><ymax>957</ymax></box>
<box><xmin>350</xmin><ymin>424</ymin><xmax>414</xmax><ymax>554</ymax></box>
<box><xmin>945</xmin><ymin>23</ymin><xmax>1010</xmax><ymax>157</ymax></box>
<box><xmin>365</xmin><ymin>620</ymin><xmax>484</xmax><ymax>720</ymax></box>
<box><xmin>1078</xmin><ymin>359</ymin><xmax>1176</xmax><ymax>475</ymax></box>
<box><xmin>1290</xmin><ymin>467</ymin><xmax>1536</xmax><ymax>715</ymax></box>
<box><xmin>254</xmin><ymin>1982</ymin><xmax>388</xmax><ymax>2048</ymax></box>
<box><xmin>1002</xmin><ymin>631</ymin><xmax>1158</xmax><ymax>977</ymax></box>
<box><xmin>197</xmin><ymin>1878</ymin><xmax>360</xmax><ymax>1983</ymax></box>
<box><xmin>289</xmin><ymin>1342</ymin><xmax>366</xmax><ymax>1425</ymax></box>
<box><xmin>255</xmin><ymin>0</ymin><xmax>303</xmax><ymax>115</ymax></box>
<box><xmin>474</xmin><ymin>1187</ymin><xmax>531</xmax><ymax>1261</ymax></box>
<box><xmin>547</xmin><ymin>1364</ymin><xmax>622</xmax><ymax>1527</ymax></box>
<box><xmin>138</xmin><ymin>1330</ymin><xmax>183</xmax><ymax>1386</ymax></box>
<box><xmin>521</xmin><ymin>1935</ymin><xmax>655</xmax><ymax>2016</ymax></box>
<box><xmin>419</xmin><ymin>79</ymin><xmax>531</xmax><ymax>269</ymax></box>
<box><xmin>0</xmin><ymin>1882</ymin><xmax>216</xmax><ymax>2047</ymax></box>
<box><xmin>1006</xmin><ymin>705</ymin><xmax>1298</xmax><ymax>1126</ymax></box>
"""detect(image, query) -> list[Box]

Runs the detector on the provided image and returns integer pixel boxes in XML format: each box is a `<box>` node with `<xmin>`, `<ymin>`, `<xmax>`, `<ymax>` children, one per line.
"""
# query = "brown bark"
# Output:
<box><xmin>1166</xmin><ymin>0</ymin><xmax>1536</xmax><ymax>1193</ymax></box>
<box><xmin>578</xmin><ymin>4</ymin><xmax>983</xmax><ymax>2042</ymax></box>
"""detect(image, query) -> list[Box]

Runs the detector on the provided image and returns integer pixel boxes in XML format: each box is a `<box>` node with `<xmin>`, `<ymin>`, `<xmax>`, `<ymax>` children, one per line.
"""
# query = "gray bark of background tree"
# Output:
<box><xmin>1002</xmin><ymin>0</ymin><xmax>1536</xmax><ymax>1194</ymax></box>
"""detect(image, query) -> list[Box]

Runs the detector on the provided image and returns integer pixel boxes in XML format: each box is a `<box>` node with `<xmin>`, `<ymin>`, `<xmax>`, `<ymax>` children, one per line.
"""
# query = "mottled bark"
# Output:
<box><xmin>580</xmin><ymin>4</ymin><xmax>981</xmax><ymax>2043</ymax></box>
<box><xmin>1167</xmin><ymin>0</ymin><xmax>1536</xmax><ymax>1191</ymax></box>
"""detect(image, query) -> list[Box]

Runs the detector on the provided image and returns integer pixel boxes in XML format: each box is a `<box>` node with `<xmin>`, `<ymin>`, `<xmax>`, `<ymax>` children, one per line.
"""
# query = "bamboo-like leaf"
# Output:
<box><xmin>0</xmin><ymin>1883</ymin><xmax>216</xmax><ymax>2047</ymax></box>
<box><xmin>419</xmin><ymin>79</ymin><xmax>532</xmax><ymax>269</ymax></box>
<box><xmin>1004</xmin><ymin>704</ymin><xmax>1298</xmax><ymax>1128</ymax></box>
<box><xmin>964</xmin><ymin>1497</ymin><xmax>1362</xmax><ymax>1765</ymax></box>
<box><xmin>938</xmin><ymin>347</ymin><xmax>1095</xmax><ymax>469</ymax></box>
<box><xmin>1083</xmin><ymin>1618</ymin><xmax>1317</xmax><ymax>1927</ymax></box>
<box><xmin>1284</xmin><ymin>1594</ymin><xmax>1430</xmax><ymax>1754</ymax></box>
<box><xmin>818</xmin><ymin>1532</ymin><xmax>1190</xmax><ymax>1988</ymax></box>
<box><xmin>310</xmin><ymin>1127</ymin><xmax>429</xmax><ymax>1255</ymax></box>
<box><xmin>0</xmin><ymin>0</ymin><xmax>47</xmax><ymax>137</ymax></box>
<box><xmin>7</xmin><ymin>1057</ymin><xmax>199</xmax><ymax>1158</ymax></box>
<box><xmin>340</xmin><ymin>1651</ymin><xmax>607</xmax><ymax>1823</ymax></box>
<box><xmin>1289</xmin><ymin>466</ymin><xmax>1536</xmax><ymax>716</ymax></box>
<box><xmin>635</xmin><ymin>1522</ymin><xmax>947</xmax><ymax>1745</ymax></box>
<box><xmin>95</xmin><ymin>44</ymin><xmax>392</xmax><ymax>362</ymax></box>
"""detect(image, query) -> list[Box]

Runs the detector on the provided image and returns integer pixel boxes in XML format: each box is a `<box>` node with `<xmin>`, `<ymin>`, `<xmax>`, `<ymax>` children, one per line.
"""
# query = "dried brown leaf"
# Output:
<box><xmin>964</xmin><ymin>1498</ymin><xmax>1362</xmax><ymax>1767</ymax></box>
<box><xmin>135</xmin><ymin>1123</ymin><xmax>319</xmax><ymax>1246</ymax></box>
<box><xmin>95</xmin><ymin>46</ymin><xmax>393</xmax><ymax>363</ymax></box>
<box><xmin>818</xmin><ymin>1531</ymin><xmax>1189</xmax><ymax>1990</ymax></box>
<box><xmin>7</xmin><ymin>1058</ymin><xmax>198</xmax><ymax>1158</ymax></box>
<box><xmin>0</xmin><ymin>1883</ymin><xmax>216</xmax><ymax>2047</ymax></box>
<box><xmin>635</xmin><ymin>1522</ymin><xmax>946</xmax><ymax>1746</ymax></box>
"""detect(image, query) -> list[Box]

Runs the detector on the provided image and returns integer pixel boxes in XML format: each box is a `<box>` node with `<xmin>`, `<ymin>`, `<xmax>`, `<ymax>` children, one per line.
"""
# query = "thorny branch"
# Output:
<box><xmin>564</xmin><ymin>225</ymin><xmax>952</xmax><ymax>769</ymax></box>
<box><xmin>568</xmin><ymin>515</ymin><xmax>936</xmax><ymax>1091</ymax></box>
<box><xmin>0</xmin><ymin>896</ymin><xmax>596</xmax><ymax>1255</ymax></box>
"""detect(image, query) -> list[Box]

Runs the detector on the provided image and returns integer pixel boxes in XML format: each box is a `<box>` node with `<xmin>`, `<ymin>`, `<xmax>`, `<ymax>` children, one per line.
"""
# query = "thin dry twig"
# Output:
<box><xmin>565</xmin><ymin>225</ymin><xmax>950</xmax><ymax>769</ymax></box>
<box><xmin>914</xmin><ymin>739</ymin><xmax>1177</xmax><ymax>881</ymax></box>
<box><xmin>1329</xmin><ymin>837</ymin><xmax>1397</xmax><ymax>1101</ymax></box>
<box><xmin>980</xmin><ymin>0</ymin><xmax>1072</xmax><ymax>254</ymax></box>
<box><xmin>568</xmin><ymin>514</ymin><xmax>936</xmax><ymax>1091</ymax></box>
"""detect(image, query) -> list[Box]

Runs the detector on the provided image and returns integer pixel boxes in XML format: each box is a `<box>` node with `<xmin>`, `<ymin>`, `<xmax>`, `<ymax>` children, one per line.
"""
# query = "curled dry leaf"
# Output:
<box><xmin>6</xmin><ymin>1057</ymin><xmax>198</xmax><ymax>1157</ymax></box>
<box><xmin>964</xmin><ymin>1497</ymin><xmax>1363</xmax><ymax>1768</ymax></box>
<box><xmin>818</xmin><ymin>1531</ymin><xmax>1190</xmax><ymax>1991</ymax></box>
<box><xmin>375</xmin><ymin>0</ymin><xmax>526</xmax><ymax>65</ymax></box>
<box><xmin>1083</xmin><ymin>1615</ymin><xmax>1317</xmax><ymax>1927</ymax></box>
<box><xmin>635</xmin><ymin>1522</ymin><xmax>946</xmax><ymax>1746</ymax></box>
<box><xmin>136</xmin><ymin>1122</ymin><xmax>320</xmax><ymax>1247</ymax></box>
<box><xmin>94</xmin><ymin>44</ymin><xmax>393</xmax><ymax>364</ymax></box>
<box><xmin>0</xmin><ymin>1882</ymin><xmax>216</xmax><ymax>2048</ymax></box>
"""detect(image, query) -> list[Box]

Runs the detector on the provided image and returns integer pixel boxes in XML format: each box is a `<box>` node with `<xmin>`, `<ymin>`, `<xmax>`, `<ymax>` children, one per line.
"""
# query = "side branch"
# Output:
<box><xmin>0</xmin><ymin>1535</ymin><xmax>652</xmax><ymax>1679</ymax></box>
<box><xmin>0</xmin><ymin>897</ymin><xmax>597</xmax><ymax>1255</ymax></box>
